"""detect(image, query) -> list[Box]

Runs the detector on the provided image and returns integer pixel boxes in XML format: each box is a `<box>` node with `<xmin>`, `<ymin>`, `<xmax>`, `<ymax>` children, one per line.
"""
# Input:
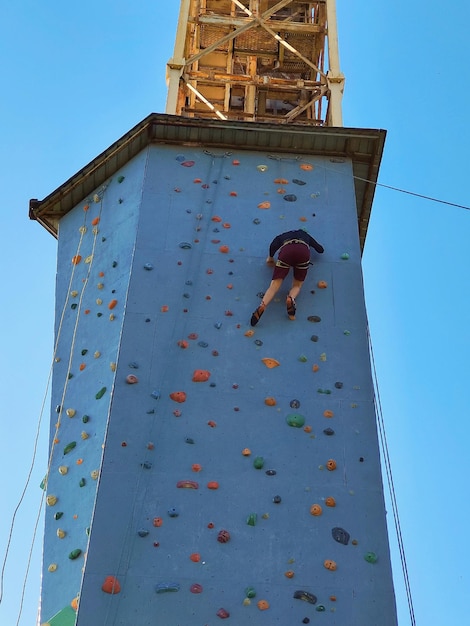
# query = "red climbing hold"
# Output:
<box><xmin>192</xmin><ymin>370</ymin><xmax>211</xmax><ymax>382</ymax></box>
<box><xmin>102</xmin><ymin>576</ymin><xmax>121</xmax><ymax>594</ymax></box>
<box><xmin>170</xmin><ymin>391</ymin><xmax>187</xmax><ymax>403</ymax></box>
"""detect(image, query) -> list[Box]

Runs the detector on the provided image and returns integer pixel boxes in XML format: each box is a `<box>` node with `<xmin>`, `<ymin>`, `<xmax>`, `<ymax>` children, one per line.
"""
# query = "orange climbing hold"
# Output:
<box><xmin>257</xmin><ymin>600</ymin><xmax>270</xmax><ymax>611</ymax></box>
<box><xmin>244</xmin><ymin>330</ymin><xmax>255</xmax><ymax>337</ymax></box>
<box><xmin>108</xmin><ymin>300</ymin><xmax>118</xmax><ymax>310</ymax></box>
<box><xmin>192</xmin><ymin>464</ymin><xmax>202</xmax><ymax>472</ymax></box>
<box><xmin>324</xmin><ymin>410</ymin><xmax>334</xmax><ymax>418</ymax></box>
<box><xmin>310</xmin><ymin>504</ymin><xmax>323</xmax><ymax>516</ymax></box>
<box><xmin>207</xmin><ymin>481</ymin><xmax>219</xmax><ymax>490</ymax></box>
<box><xmin>102</xmin><ymin>576</ymin><xmax>121</xmax><ymax>594</ymax></box>
<box><xmin>326</xmin><ymin>459</ymin><xmax>337</xmax><ymax>471</ymax></box>
<box><xmin>257</xmin><ymin>201</ymin><xmax>271</xmax><ymax>209</ymax></box>
<box><xmin>274</xmin><ymin>178</ymin><xmax>288</xmax><ymax>184</ymax></box>
<box><xmin>177</xmin><ymin>340</ymin><xmax>189</xmax><ymax>349</ymax></box>
<box><xmin>300</xmin><ymin>163</ymin><xmax>314</xmax><ymax>171</ymax></box>
<box><xmin>189</xmin><ymin>553</ymin><xmax>201</xmax><ymax>562</ymax></box>
<box><xmin>192</xmin><ymin>370</ymin><xmax>211</xmax><ymax>382</ymax></box>
<box><xmin>241</xmin><ymin>448</ymin><xmax>251</xmax><ymax>456</ymax></box>
<box><xmin>219</xmin><ymin>245</ymin><xmax>230</xmax><ymax>253</ymax></box>
<box><xmin>170</xmin><ymin>391</ymin><xmax>187</xmax><ymax>403</ymax></box>
<box><xmin>153</xmin><ymin>517</ymin><xmax>163</xmax><ymax>527</ymax></box>
<box><xmin>312</xmin><ymin>364</ymin><xmax>319</xmax><ymax>372</ymax></box>
<box><xmin>71</xmin><ymin>255</ymin><xmax>82</xmax><ymax>265</ymax></box>
<box><xmin>91</xmin><ymin>217</ymin><xmax>100</xmax><ymax>226</ymax></box>
<box><xmin>317</xmin><ymin>280</ymin><xmax>328</xmax><ymax>289</ymax></box>
<box><xmin>264</xmin><ymin>397</ymin><xmax>277</xmax><ymax>406</ymax></box>
<box><xmin>211</xmin><ymin>216</ymin><xmax>222</xmax><ymax>222</ymax></box>
<box><xmin>325</xmin><ymin>496</ymin><xmax>336</xmax><ymax>507</ymax></box>
<box><xmin>262</xmin><ymin>357</ymin><xmax>280</xmax><ymax>369</ymax></box>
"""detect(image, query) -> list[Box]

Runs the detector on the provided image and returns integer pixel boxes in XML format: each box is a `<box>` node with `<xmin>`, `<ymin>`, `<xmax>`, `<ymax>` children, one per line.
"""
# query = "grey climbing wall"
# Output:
<box><xmin>40</xmin><ymin>141</ymin><xmax>397</xmax><ymax>625</ymax></box>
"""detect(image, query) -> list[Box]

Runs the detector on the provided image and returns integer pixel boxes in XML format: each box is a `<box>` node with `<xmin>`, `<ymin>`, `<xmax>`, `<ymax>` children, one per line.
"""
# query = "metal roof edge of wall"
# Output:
<box><xmin>29</xmin><ymin>113</ymin><xmax>386</xmax><ymax>248</ymax></box>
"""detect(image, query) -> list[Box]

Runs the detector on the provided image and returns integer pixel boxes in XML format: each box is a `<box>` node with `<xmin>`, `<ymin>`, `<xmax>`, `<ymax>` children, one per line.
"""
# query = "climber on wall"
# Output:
<box><xmin>250</xmin><ymin>228</ymin><xmax>324</xmax><ymax>326</ymax></box>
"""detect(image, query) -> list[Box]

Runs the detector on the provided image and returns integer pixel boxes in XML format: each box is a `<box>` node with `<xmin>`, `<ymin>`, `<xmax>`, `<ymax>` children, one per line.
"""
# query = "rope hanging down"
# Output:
<box><xmin>368</xmin><ymin>328</ymin><xmax>416</xmax><ymax>626</ymax></box>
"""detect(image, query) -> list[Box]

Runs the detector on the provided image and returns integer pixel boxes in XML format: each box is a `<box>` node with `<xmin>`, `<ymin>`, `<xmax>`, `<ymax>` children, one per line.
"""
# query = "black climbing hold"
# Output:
<box><xmin>308</xmin><ymin>315</ymin><xmax>321</xmax><ymax>323</ymax></box>
<box><xmin>332</xmin><ymin>527</ymin><xmax>350</xmax><ymax>545</ymax></box>
<box><xmin>185</xmin><ymin>437</ymin><xmax>195</xmax><ymax>444</ymax></box>
<box><xmin>283</xmin><ymin>194</ymin><xmax>297</xmax><ymax>202</ymax></box>
<box><xmin>323</xmin><ymin>427</ymin><xmax>335</xmax><ymax>436</ymax></box>
<box><xmin>198</xmin><ymin>341</ymin><xmax>209</xmax><ymax>348</ymax></box>
<box><xmin>293</xmin><ymin>590</ymin><xmax>317</xmax><ymax>604</ymax></box>
<box><xmin>334</xmin><ymin>381</ymin><xmax>343</xmax><ymax>389</ymax></box>
<box><xmin>273</xmin><ymin>495</ymin><xmax>282</xmax><ymax>504</ymax></box>
<box><xmin>265</xmin><ymin>469</ymin><xmax>276</xmax><ymax>476</ymax></box>
<box><xmin>290</xmin><ymin>399</ymin><xmax>300</xmax><ymax>409</ymax></box>
<box><xmin>167</xmin><ymin>507</ymin><xmax>179</xmax><ymax>518</ymax></box>
<box><xmin>310</xmin><ymin>335</ymin><xmax>319</xmax><ymax>342</ymax></box>
<box><xmin>292</xmin><ymin>179</ymin><xmax>306</xmax><ymax>185</ymax></box>
<box><xmin>253</xmin><ymin>218</ymin><xmax>261</xmax><ymax>225</ymax></box>
<box><xmin>254</xmin><ymin>339</ymin><xmax>263</xmax><ymax>346</ymax></box>
<box><xmin>179</xmin><ymin>242</ymin><xmax>192</xmax><ymax>249</ymax></box>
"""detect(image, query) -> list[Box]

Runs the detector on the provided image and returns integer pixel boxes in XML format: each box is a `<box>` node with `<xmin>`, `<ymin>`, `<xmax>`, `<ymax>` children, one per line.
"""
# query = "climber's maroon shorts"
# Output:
<box><xmin>272</xmin><ymin>242</ymin><xmax>311</xmax><ymax>281</ymax></box>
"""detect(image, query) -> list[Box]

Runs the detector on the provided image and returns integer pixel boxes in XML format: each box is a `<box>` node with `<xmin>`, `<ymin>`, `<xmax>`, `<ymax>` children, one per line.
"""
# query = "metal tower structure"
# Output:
<box><xmin>166</xmin><ymin>0</ymin><xmax>344</xmax><ymax>126</ymax></box>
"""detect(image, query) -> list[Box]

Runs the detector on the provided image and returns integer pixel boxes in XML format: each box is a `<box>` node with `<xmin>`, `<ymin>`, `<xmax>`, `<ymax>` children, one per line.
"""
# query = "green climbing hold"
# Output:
<box><xmin>246</xmin><ymin>513</ymin><xmax>258</xmax><ymax>526</ymax></box>
<box><xmin>245</xmin><ymin>586</ymin><xmax>257</xmax><ymax>598</ymax></box>
<box><xmin>81</xmin><ymin>349</ymin><xmax>88</xmax><ymax>355</ymax></box>
<box><xmin>54</xmin><ymin>512</ymin><xmax>64</xmax><ymax>520</ymax></box>
<box><xmin>63</xmin><ymin>441</ymin><xmax>77</xmax><ymax>455</ymax></box>
<box><xmin>82</xmin><ymin>415</ymin><xmax>90</xmax><ymax>423</ymax></box>
<box><xmin>79</xmin><ymin>478</ymin><xmax>86</xmax><ymax>488</ymax></box>
<box><xmin>317</xmin><ymin>388</ymin><xmax>332</xmax><ymax>395</ymax></box>
<box><xmin>316</xmin><ymin>605</ymin><xmax>326</xmax><ymax>612</ymax></box>
<box><xmin>298</xmin><ymin>354</ymin><xmax>308</xmax><ymax>362</ymax></box>
<box><xmin>117</xmin><ymin>175</ymin><xmax>125</xmax><ymax>183</ymax></box>
<box><xmin>45</xmin><ymin>605</ymin><xmax>77</xmax><ymax>626</ymax></box>
<box><xmin>40</xmin><ymin>475</ymin><xmax>47</xmax><ymax>490</ymax></box>
<box><xmin>95</xmin><ymin>387</ymin><xmax>107</xmax><ymax>399</ymax></box>
<box><xmin>286</xmin><ymin>413</ymin><xmax>306</xmax><ymax>428</ymax></box>
<box><xmin>364</xmin><ymin>551</ymin><xmax>378</xmax><ymax>564</ymax></box>
<box><xmin>68</xmin><ymin>549</ymin><xmax>82</xmax><ymax>560</ymax></box>
<box><xmin>253</xmin><ymin>456</ymin><xmax>264</xmax><ymax>469</ymax></box>
<box><xmin>340</xmin><ymin>253</ymin><xmax>350</xmax><ymax>260</ymax></box>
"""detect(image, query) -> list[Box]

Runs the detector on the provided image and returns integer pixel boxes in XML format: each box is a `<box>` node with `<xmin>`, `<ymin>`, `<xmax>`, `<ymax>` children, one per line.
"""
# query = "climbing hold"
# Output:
<box><xmin>310</xmin><ymin>504</ymin><xmax>322</xmax><ymax>516</ymax></box>
<box><xmin>90</xmin><ymin>470</ymin><xmax>99</xmax><ymax>480</ymax></box>
<box><xmin>310</xmin><ymin>335</ymin><xmax>319</xmax><ymax>342</ymax></box>
<box><xmin>191</xmin><ymin>464</ymin><xmax>202</xmax><ymax>472</ymax></box>
<box><xmin>56</xmin><ymin>528</ymin><xmax>66</xmax><ymax>539</ymax></box>
<box><xmin>144</xmin><ymin>263</ymin><xmax>154</xmax><ymax>270</ymax></box>
<box><xmin>63</xmin><ymin>442</ymin><xmax>77</xmax><ymax>455</ymax></box>
<box><xmin>177</xmin><ymin>480</ymin><xmax>199</xmax><ymax>489</ymax></box>
<box><xmin>47</xmin><ymin>563</ymin><xmax>57</xmax><ymax>572</ymax></box>
<box><xmin>326</xmin><ymin>459</ymin><xmax>337</xmax><ymax>471</ymax></box>
<box><xmin>290</xmin><ymin>399</ymin><xmax>301</xmax><ymax>408</ymax></box>
<box><xmin>292</xmin><ymin>178</ymin><xmax>306</xmax><ymax>185</ymax></box>
<box><xmin>117</xmin><ymin>175</ymin><xmax>125</xmax><ymax>183</ymax></box>
<box><xmin>68</xmin><ymin>549</ymin><xmax>82</xmax><ymax>560</ymax></box>
<box><xmin>151</xmin><ymin>390</ymin><xmax>161</xmax><ymax>400</ymax></box>
<box><xmin>261</xmin><ymin>357</ymin><xmax>280</xmax><ymax>368</ymax></box>
<box><xmin>192</xmin><ymin>370</ymin><xmax>211</xmax><ymax>382</ymax></box>
<box><xmin>126</xmin><ymin>375</ymin><xmax>138</xmax><ymax>384</ymax></box>
<box><xmin>189</xmin><ymin>553</ymin><xmax>201</xmax><ymax>562</ymax></box>
<box><xmin>332</xmin><ymin>527</ymin><xmax>350</xmax><ymax>545</ymax></box>
<box><xmin>207</xmin><ymin>481</ymin><xmax>219</xmax><ymax>490</ymax></box>
<box><xmin>264</xmin><ymin>397</ymin><xmax>277</xmax><ymax>406</ymax></box>
<box><xmin>246</xmin><ymin>513</ymin><xmax>258</xmax><ymax>526</ymax></box>
<box><xmin>324</xmin><ymin>410</ymin><xmax>334</xmax><ymax>418</ymax></box>
<box><xmin>141</xmin><ymin>461</ymin><xmax>153</xmax><ymax>469</ymax></box>
<box><xmin>265</xmin><ymin>469</ymin><xmax>276</xmax><ymax>476</ymax></box>
<box><xmin>168</xmin><ymin>507</ymin><xmax>179</xmax><ymax>518</ymax></box>
<box><xmin>312</xmin><ymin>364</ymin><xmax>319</xmax><ymax>372</ymax></box>
<box><xmin>179</xmin><ymin>241</ymin><xmax>192</xmax><ymax>249</ymax></box>
<box><xmin>54</xmin><ymin>512</ymin><xmax>63</xmax><ymax>520</ymax></box>
<box><xmin>323</xmin><ymin>559</ymin><xmax>337</xmax><ymax>571</ymax></box>
<box><xmin>364</xmin><ymin>551</ymin><xmax>378</xmax><ymax>564</ymax></box>
<box><xmin>241</xmin><ymin>448</ymin><xmax>251</xmax><ymax>456</ymax></box>
<box><xmin>273</xmin><ymin>495</ymin><xmax>282</xmax><ymax>504</ymax></box>
<box><xmin>108</xmin><ymin>299</ymin><xmax>118</xmax><ymax>309</ymax></box>
<box><xmin>155</xmin><ymin>582</ymin><xmax>180</xmax><ymax>593</ymax></box>
<box><xmin>298</xmin><ymin>354</ymin><xmax>308</xmax><ymax>362</ymax></box>
<box><xmin>217</xmin><ymin>529</ymin><xmax>231</xmax><ymax>543</ymax></box>
<box><xmin>102</xmin><ymin>576</ymin><xmax>121</xmax><ymax>594</ymax></box>
<box><xmin>284</xmin><ymin>570</ymin><xmax>295</xmax><ymax>578</ymax></box>
<box><xmin>283</xmin><ymin>194</ymin><xmax>297</xmax><ymax>202</ymax></box>
<box><xmin>219</xmin><ymin>245</ymin><xmax>230</xmax><ymax>253</ymax></box>
<box><xmin>207</xmin><ymin>420</ymin><xmax>217</xmax><ymax>427</ymax></box>
<box><xmin>181</xmin><ymin>160</ymin><xmax>195</xmax><ymax>167</ymax></box>
<box><xmin>185</xmin><ymin>437</ymin><xmax>195</xmax><ymax>444</ymax></box>
<box><xmin>341</xmin><ymin>252</ymin><xmax>350</xmax><ymax>260</ymax></box>
<box><xmin>257</xmin><ymin>600</ymin><xmax>269</xmax><ymax>610</ymax></box>
<box><xmin>138</xmin><ymin>529</ymin><xmax>149</xmax><ymax>537</ymax></box>
<box><xmin>308</xmin><ymin>315</ymin><xmax>321</xmax><ymax>323</ymax></box>
<box><xmin>170</xmin><ymin>391</ymin><xmax>187</xmax><ymax>403</ymax></box>
<box><xmin>286</xmin><ymin>413</ymin><xmax>306</xmax><ymax>428</ymax></box>
<box><xmin>317</xmin><ymin>388</ymin><xmax>331</xmax><ymax>394</ymax></box>
<box><xmin>319</xmin><ymin>352</ymin><xmax>327</xmax><ymax>361</ymax></box>
<box><xmin>71</xmin><ymin>255</ymin><xmax>82</xmax><ymax>265</ymax></box>
<box><xmin>257</xmin><ymin>165</ymin><xmax>268</xmax><ymax>172</ymax></box>
<box><xmin>300</xmin><ymin>163</ymin><xmax>314</xmax><ymax>171</ymax></box>
<box><xmin>153</xmin><ymin>517</ymin><xmax>163</xmax><ymax>527</ymax></box>
<box><xmin>190</xmin><ymin>583</ymin><xmax>203</xmax><ymax>594</ymax></box>
<box><xmin>317</xmin><ymin>281</ymin><xmax>328</xmax><ymax>289</ymax></box>
<box><xmin>216</xmin><ymin>608</ymin><xmax>230</xmax><ymax>618</ymax></box>
<box><xmin>293</xmin><ymin>590</ymin><xmax>317</xmax><ymax>604</ymax></box>
<box><xmin>58</xmin><ymin>466</ymin><xmax>68</xmax><ymax>475</ymax></box>
<box><xmin>95</xmin><ymin>387</ymin><xmax>107</xmax><ymax>400</ymax></box>
<box><xmin>245</xmin><ymin>586</ymin><xmax>257</xmax><ymax>598</ymax></box>
<box><xmin>79</xmin><ymin>478</ymin><xmax>86</xmax><ymax>488</ymax></box>
<box><xmin>325</xmin><ymin>496</ymin><xmax>336</xmax><ymax>507</ymax></box>
<box><xmin>257</xmin><ymin>201</ymin><xmax>271</xmax><ymax>209</ymax></box>
<box><xmin>253</xmin><ymin>456</ymin><xmax>264</xmax><ymax>469</ymax></box>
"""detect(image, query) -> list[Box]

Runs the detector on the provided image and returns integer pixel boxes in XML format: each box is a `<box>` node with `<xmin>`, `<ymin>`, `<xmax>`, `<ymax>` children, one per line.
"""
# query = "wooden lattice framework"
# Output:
<box><xmin>166</xmin><ymin>0</ymin><xmax>344</xmax><ymax>126</ymax></box>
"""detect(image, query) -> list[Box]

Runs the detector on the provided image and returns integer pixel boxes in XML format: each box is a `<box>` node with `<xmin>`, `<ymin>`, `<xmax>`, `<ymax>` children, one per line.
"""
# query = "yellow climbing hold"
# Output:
<box><xmin>85</xmin><ymin>255</ymin><xmax>93</xmax><ymax>264</ymax></box>
<box><xmin>58</xmin><ymin>466</ymin><xmax>68</xmax><ymax>475</ymax></box>
<box><xmin>46</xmin><ymin>495</ymin><xmax>57</xmax><ymax>506</ymax></box>
<box><xmin>70</xmin><ymin>290</ymin><xmax>78</xmax><ymax>297</ymax></box>
<box><xmin>90</xmin><ymin>469</ymin><xmax>99</xmax><ymax>480</ymax></box>
<box><xmin>81</xmin><ymin>431</ymin><xmax>89</xmax><ymax>440</ymax></box>
<box><xmin>94</xmin><ymin>351</ymin><xmax>101</xmax><ymax>359</ymax></box>
<box><xmin>110</xmin><ymin>362</ymin><xmax>116</xmax><ymax>371</ymax></box>
<box><xmin>66</xmin><ymin>409</ymin><xmax>76</xmax><ymax>418</ymax></box>
<box><xmin>96</xmin><ymin>298</ymin><xmax>103</xmax><ymax>305</ymax></box>
<box><xmin>57</xmin><ymin>528</ymin><xmax>66</xmax><ymax>539</ymax></box>
<box><xmin>320</xmin><ymin>353</ymin><xmax>327</xmax><ymax>361</ymax></box>
<box><xmin>262</xmin><ymin>357</ymin><xmax>280</xmax><ymax>369</ymax></box>
<box><xmin>244</xmin><ymin>329</ymin><xmax>255</xmax><ymax>337</ymax></box>
<box><xmin>47</xmin><ymin>563</ymin><xmax>57</xmax><ymax>572</ymax></box>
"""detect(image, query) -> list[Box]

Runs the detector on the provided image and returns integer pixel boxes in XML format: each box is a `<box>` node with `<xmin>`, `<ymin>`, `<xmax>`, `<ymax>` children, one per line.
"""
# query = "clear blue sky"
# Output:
<box><xmin>1</xmin><ymin>2</ymin><xmax>469</xmax><ymax>625</ymax></box>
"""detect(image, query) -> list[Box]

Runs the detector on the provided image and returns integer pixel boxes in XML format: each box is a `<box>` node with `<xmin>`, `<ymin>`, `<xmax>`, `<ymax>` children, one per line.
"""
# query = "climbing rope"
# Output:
<box><xmin>368</xmin><ymin>328</ymin><xmax>416</xmax><ymax>626</ymax></box>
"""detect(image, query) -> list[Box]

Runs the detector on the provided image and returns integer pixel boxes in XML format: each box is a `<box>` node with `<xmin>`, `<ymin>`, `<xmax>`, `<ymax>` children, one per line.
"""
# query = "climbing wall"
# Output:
<box><xmin>40</xmin><ymin>143</ymin><xmax>397</xmax><ymax>625</ymax></box>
